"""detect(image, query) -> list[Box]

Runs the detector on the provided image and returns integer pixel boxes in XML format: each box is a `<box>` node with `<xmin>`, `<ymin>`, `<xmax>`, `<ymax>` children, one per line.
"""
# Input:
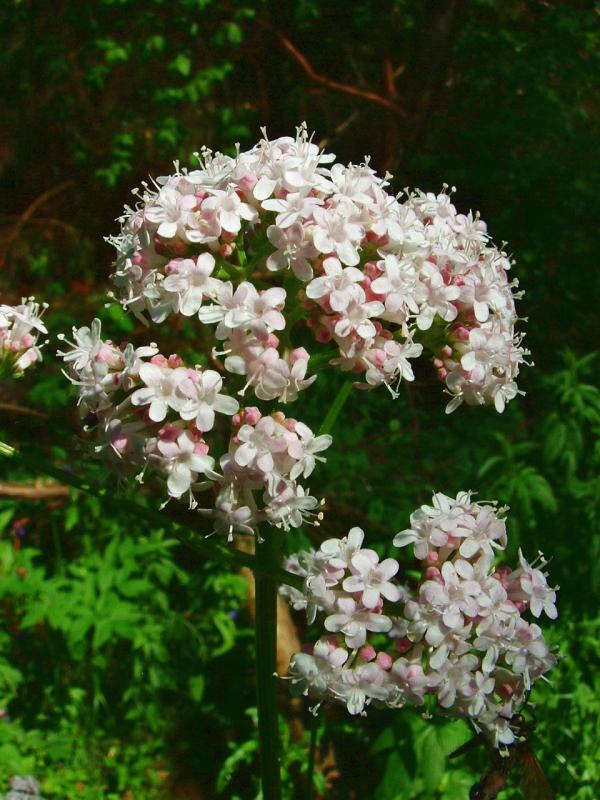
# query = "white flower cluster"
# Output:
<box><xmin>6</xmin><ymin>775</ymin><xmax>41</xmax><ymax>800</ymax></box>
<box><xmin>58</xmin><ymin>320</ymin><xmax>331</xmax><ymax>536</ymax></box>
<box><xmin>108</xmin><ymin>125</ymin><xmax>526</xmax><ymax>413</ymax></box>
<box><xmin>0</xmin><ymin>298</ymin><xmax>47</xmax><ymax>377</ymax></box>
<box><xmin>282</xmin><ymin>491</ymin><xmax>557</xmax><ymax>748</ymax></box>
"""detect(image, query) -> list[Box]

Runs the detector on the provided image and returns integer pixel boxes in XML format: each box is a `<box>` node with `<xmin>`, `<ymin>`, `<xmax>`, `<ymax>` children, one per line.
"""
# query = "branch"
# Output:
<box><xmin>0</xmin><ymin>441</ymin><xmax>304</xmax><ymax>591</ymax></box>
<box><xmin>0</xmin><ymin>181</ymin><xmax>74</xmax><ymax>269</ymax></box>
<box><xmin>0</xmin><ymin>402</ymin><xmax>48</xmax><ymax>419</ymax></box>
<box><xmin>0</xmin><ymin>482</ymin><xmax>69</xmax><ymax>499</ymax></box>
<box><xmin>274</xmin><ymin>31</ymin><xmax>410</xmax><ymax>120</ymax></box>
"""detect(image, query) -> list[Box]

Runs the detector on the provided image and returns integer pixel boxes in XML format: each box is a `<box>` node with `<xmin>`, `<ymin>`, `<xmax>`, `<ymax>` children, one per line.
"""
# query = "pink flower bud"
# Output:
<box><xmin>150</xmin><ymin>354</ymin><xmax>168</xmax><ymax>367</ymax></box>
<box><xmin>158</xmin><ymin>423</ymin><xmax>180</xmax><ymax>442</ymax></box>
<box><xmin>315</xmin><ymin>328</ymin><xmax>332</xmax><ymax>344</ymax></box>
<box><xmin>243</xmin><ymin>407</ymin><xmax>262</xmax><ymax>425</ymax></box>
<box><xmin>425</xmin><ymin>566</ymin><xmax>442</xmax><ymax>581</ymax></box>
<box><xmin>237</xmin><ymin>173</ymin><xmax>258</xmax><ymax>193</ymax></box>
<box><xmin>172</xmin><ymin>240</ymin><xmax>188</xmax><ymax>256</ymax></box>
<box><xmin>360</xmin><ymin>646</ymin><xmax>376</xmax><ymax>662</ymax></box>
<box><xmin>290</xmin><ymin>347</ymin><xmax>309</xmax><ymax>363</ymax></box>
<box><xmin>376</xmin><ymin>652</ymin><xmax>393</xmax><ymax>670</ymax></box>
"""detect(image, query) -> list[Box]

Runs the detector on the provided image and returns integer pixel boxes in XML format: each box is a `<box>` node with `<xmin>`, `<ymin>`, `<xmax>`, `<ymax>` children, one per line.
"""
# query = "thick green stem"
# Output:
<box><xmin>306</xmin><ymin>710</ymin><xmax>320</xmax><ymax>800</ymax></box>
<box><xmin>254</xmin><ymin>529</ymin><xmax>282</xmax><ymax>799</ymax></box>
<box><xmin>318</xmin><ymin>380</ymin><xmax>353</xmax><ymax>436</ymax></box>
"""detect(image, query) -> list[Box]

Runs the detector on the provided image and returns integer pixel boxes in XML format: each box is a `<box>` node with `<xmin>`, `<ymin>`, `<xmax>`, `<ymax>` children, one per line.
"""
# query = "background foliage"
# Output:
<box><xmin>0</xmin><ymin>0</ymin><xmax>599</xmax><ymax>797</ymax></box>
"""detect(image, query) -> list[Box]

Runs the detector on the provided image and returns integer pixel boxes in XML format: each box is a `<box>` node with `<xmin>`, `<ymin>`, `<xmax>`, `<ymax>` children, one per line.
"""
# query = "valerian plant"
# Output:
<box><xmin>2</xmin><ymin>126</ymin><xmax>557</xmax><ymax>799</ymax></box>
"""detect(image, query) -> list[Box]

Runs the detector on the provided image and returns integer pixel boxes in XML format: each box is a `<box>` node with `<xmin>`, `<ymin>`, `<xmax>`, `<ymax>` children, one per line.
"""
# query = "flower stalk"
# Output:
<box><xmin>254</xmin><ymin>527</ymin><xmax>282</xmax><ymax>800</ymax></box>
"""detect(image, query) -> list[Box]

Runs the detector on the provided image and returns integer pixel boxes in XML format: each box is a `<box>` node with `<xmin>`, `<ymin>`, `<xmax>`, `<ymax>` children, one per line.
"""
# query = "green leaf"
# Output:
<box><xmin>188</xmin><ymin>674</ymin><xmax>205</xmax><ymax>702</ymax></box>
<box><xmin>171</xmin><ymin>53</ymin><xmax>192</xmax><ymax>77</ymax></box>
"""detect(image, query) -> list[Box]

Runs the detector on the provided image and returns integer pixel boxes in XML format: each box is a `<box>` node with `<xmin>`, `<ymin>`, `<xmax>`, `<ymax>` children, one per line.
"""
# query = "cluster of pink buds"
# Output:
<box><xmin>58</xmin><ymin>320</ymin><xmax>330</xmax><ymax>536</ymax></box>
<box><xmin>281</xmin><ymin>492</ymin><xmax>558</xmax><ymax>748</ymax></box>
<box><xmin>107</xmin><ymin>125</ymin><xmax>527</xmax><ymax>413</ymax></box>
<box><xmin>0</xmin><ymin>298</ymin><xmax>48</xmax><ymax>377</ymax></box>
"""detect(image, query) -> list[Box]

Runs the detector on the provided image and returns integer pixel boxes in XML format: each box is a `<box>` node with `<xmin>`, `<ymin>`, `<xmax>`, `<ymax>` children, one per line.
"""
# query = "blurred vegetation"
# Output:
<box><xmin>0</xmin><ymin>0</ymin><xmax>599</xmax><ymax>797</ymax></box>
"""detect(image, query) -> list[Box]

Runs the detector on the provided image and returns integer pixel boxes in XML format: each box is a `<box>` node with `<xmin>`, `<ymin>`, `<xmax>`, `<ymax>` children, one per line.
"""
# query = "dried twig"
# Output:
<box><xmin>0</xmin><ymin>481</ymin><xmax>69</xmax><ymax>499</ymax></box>
<box><xmin>0</xmin><ymin>181</ymin><xmax>74</xmax><ymax>268</ymax></box>
<box><xmin>273</xmin><ymin>31</ymin><xmax>410</xmax><ymax>119</ymax></box>
<box><xmin>0</xmin><ymin>402</ymin><xmax>48</xmax><ymax>419</ymax></box>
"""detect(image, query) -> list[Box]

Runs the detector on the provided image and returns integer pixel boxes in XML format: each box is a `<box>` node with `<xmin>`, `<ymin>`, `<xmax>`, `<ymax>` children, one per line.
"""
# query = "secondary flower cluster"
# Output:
<box><xmin>281</xmin><ymin>491</ymin><xmax>557</xmax><ymax>748</ymax></box>
<box><xmin>108</xmin><ymin>125</ymin><xmax>526</xmax><ymax>413</ymax></box>
<box><xmin>6</xmin><ymin>775</ymin><xmax>41</xmax><ymax>800</ymax></box>
<box><xmin>58</xmin><ymin>320</ymin><xmax>331</xmax><ymax>536</ymax></box>
<box><xmin>0</xmin><ymin>298</ymin><xmax>47</xmax><ymax>378</ymax></box>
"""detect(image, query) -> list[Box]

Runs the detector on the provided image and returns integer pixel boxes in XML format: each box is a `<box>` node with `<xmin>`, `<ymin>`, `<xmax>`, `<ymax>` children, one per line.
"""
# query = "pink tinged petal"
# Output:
<box><xmin>195</xmin><ymin>403</ymin><xmax>215</xmax><ymax>432</ymax></box>
<box><xmin>438</xmin><ymin>685</ymin><xmax>456</xmax><ymax>708</ymax></box>
<box><xmin>324</xmin><ymin>614</ymin><xmax>350</xmax><ymax>632</ymax></box>
<box><xmin>342</xmin><ymin>575</ymin><xmax>365</xmax><ymax>593</ymax></box>
<box><xmin>347</xmin><ymin>528</ymin><xmax>365</xmax><ymax>550</ymax></box>
<box><xmin>262</xmin><ymin>309</ymin><xmax>286</xmax><ymax>330</ymax></box>
<box><xmin>220</xmin><ymin>210</ymin><xmax>241</xmax><ymax>234</ymax></box>
<box><xmin>157</xmin><ymin>221</ymin><xmax>178</xmax><ymax>238</ymax></box>
<box><xmin>336</xmin><ymin>240</ymin><xmax>360</xmax><ymax>267</ymax></box>
<box><xmin>393</xmin><ymin>530</ymin><xmax>418</xmax><ymax>548</ymax></box>
<box><xmin>362</xmin><ymin>587</ymin><xmax>381</xmax><ymax>609</ymax></box>
<box><xmin>254</xmin><ymin>176</ymin><xmax>276</xmax><ymax>201</ymax></box>
<box><xmin>365</xmin><ymin>614</ymin><xmax>393</xmax><ymax>633</ymax></box>
<box><xmin>262</xmin><ymin>287</ymin><xmax>286</xmax><ymax>306</ymax></box>
<box><xmin>257</xmin><ymin>452</ymin><xmax>275</xmax><ymax>473</ymax></box>
<box><xmin>131</xmin><ymin>387</ymin><xmax>155</xmax><ymax>407</ymax></box>
<box><xmin>313</xmin><ymin>229</ymin><xmax>334</xmax><ymax>254</ymax></box>
<box><xmin>429</xmin><ymin>645</ymin><xmax>449</xmax><ymax>671</ymax></box>
<box><xmin>291</xmin><ymin>258</ymin><xmax>313</xmax><ymax>282</ymax></box>
<box><xmin>443</xmin><ymin>608</ymin><xmax>463</xmax><ymax>629</ymax></box>
<box><xmin>459</xmin><ymin>538</ymin><xmax>480</xmax><ymax>558</ymax></box>
<box><xmin>167</xmin><ymin>464</ymin><xmax>192</xmax><ymax>498</ymax></box>
<box><xmin>202</xmin><ymin>370</ymin><xmax>223</xmax><ymax>392</ymax></box>
<box><xmin>180</xmin><ymin>288</ymin><xmax>205</xmax><ymax>316</ymax></box>
<box><xmin>379</xmin><ymin>559</ymin><xmax>400</xmax><ymax>580</ymax></box>
<box><xmin>351</xmin><ymin>551</ymin><xmax>379</xmax><ymax>574</ymax></box>
<box><xmin>214</xmin><ymin>393</ymin><xmax>239</xmax><ymax>415</ymax></box>
<box><xmin>455</xmin><ymin>560</ymin><xmax>474</xmax><ymax>579</ymax></box>
<box><xmin>149</xmin><ymin>398</ymin><xmax>168</xmax><ymax>422</ymax></box>
<box><xmin>234</xmin><ymin>442</ymin><xmax>256</xmax><ymax>467</ymax></box>
<box><xmin>139</xmin><ymin>363</ymin><xmax>164</xmax><ymax>386</ymax></box>
<box><xmin>330</xmin><ymin>648</ymin><xmax>349</xmax><ymax>667</ymax></box>
<box><xmin>380</xmin><ymin>583</ymin><xmax>401</xmax><ymax>602</ymax></box>
<box><xmin>189</xmin><ymin>454</ymin><xmax>214</xmax><ymax>473</ymax></box>
<box><xmin>356</xmin><ymin>319</ymin><xmax>377</xmax><ymax>339</ymax></box>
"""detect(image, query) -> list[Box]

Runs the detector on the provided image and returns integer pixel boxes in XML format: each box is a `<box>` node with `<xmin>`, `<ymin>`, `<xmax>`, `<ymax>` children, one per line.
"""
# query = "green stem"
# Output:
<box><xmin>318</xmin><ymin>380</ymin><xmax>353</xmax><ymax>436</ymax></box>
<box><xmin>254</xmin><ymin>529</ymin><xmax>282</xmax><ymax>800</ymax></box>
<box><xmin>306</xmin><ymin>710</ymin><xmax>320</xmax><ymax>800</ymax></box>
<box><xmin>237</xmin><ymin>237</ymin><xmax>248</xmax><ymax>270</ymax></box>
